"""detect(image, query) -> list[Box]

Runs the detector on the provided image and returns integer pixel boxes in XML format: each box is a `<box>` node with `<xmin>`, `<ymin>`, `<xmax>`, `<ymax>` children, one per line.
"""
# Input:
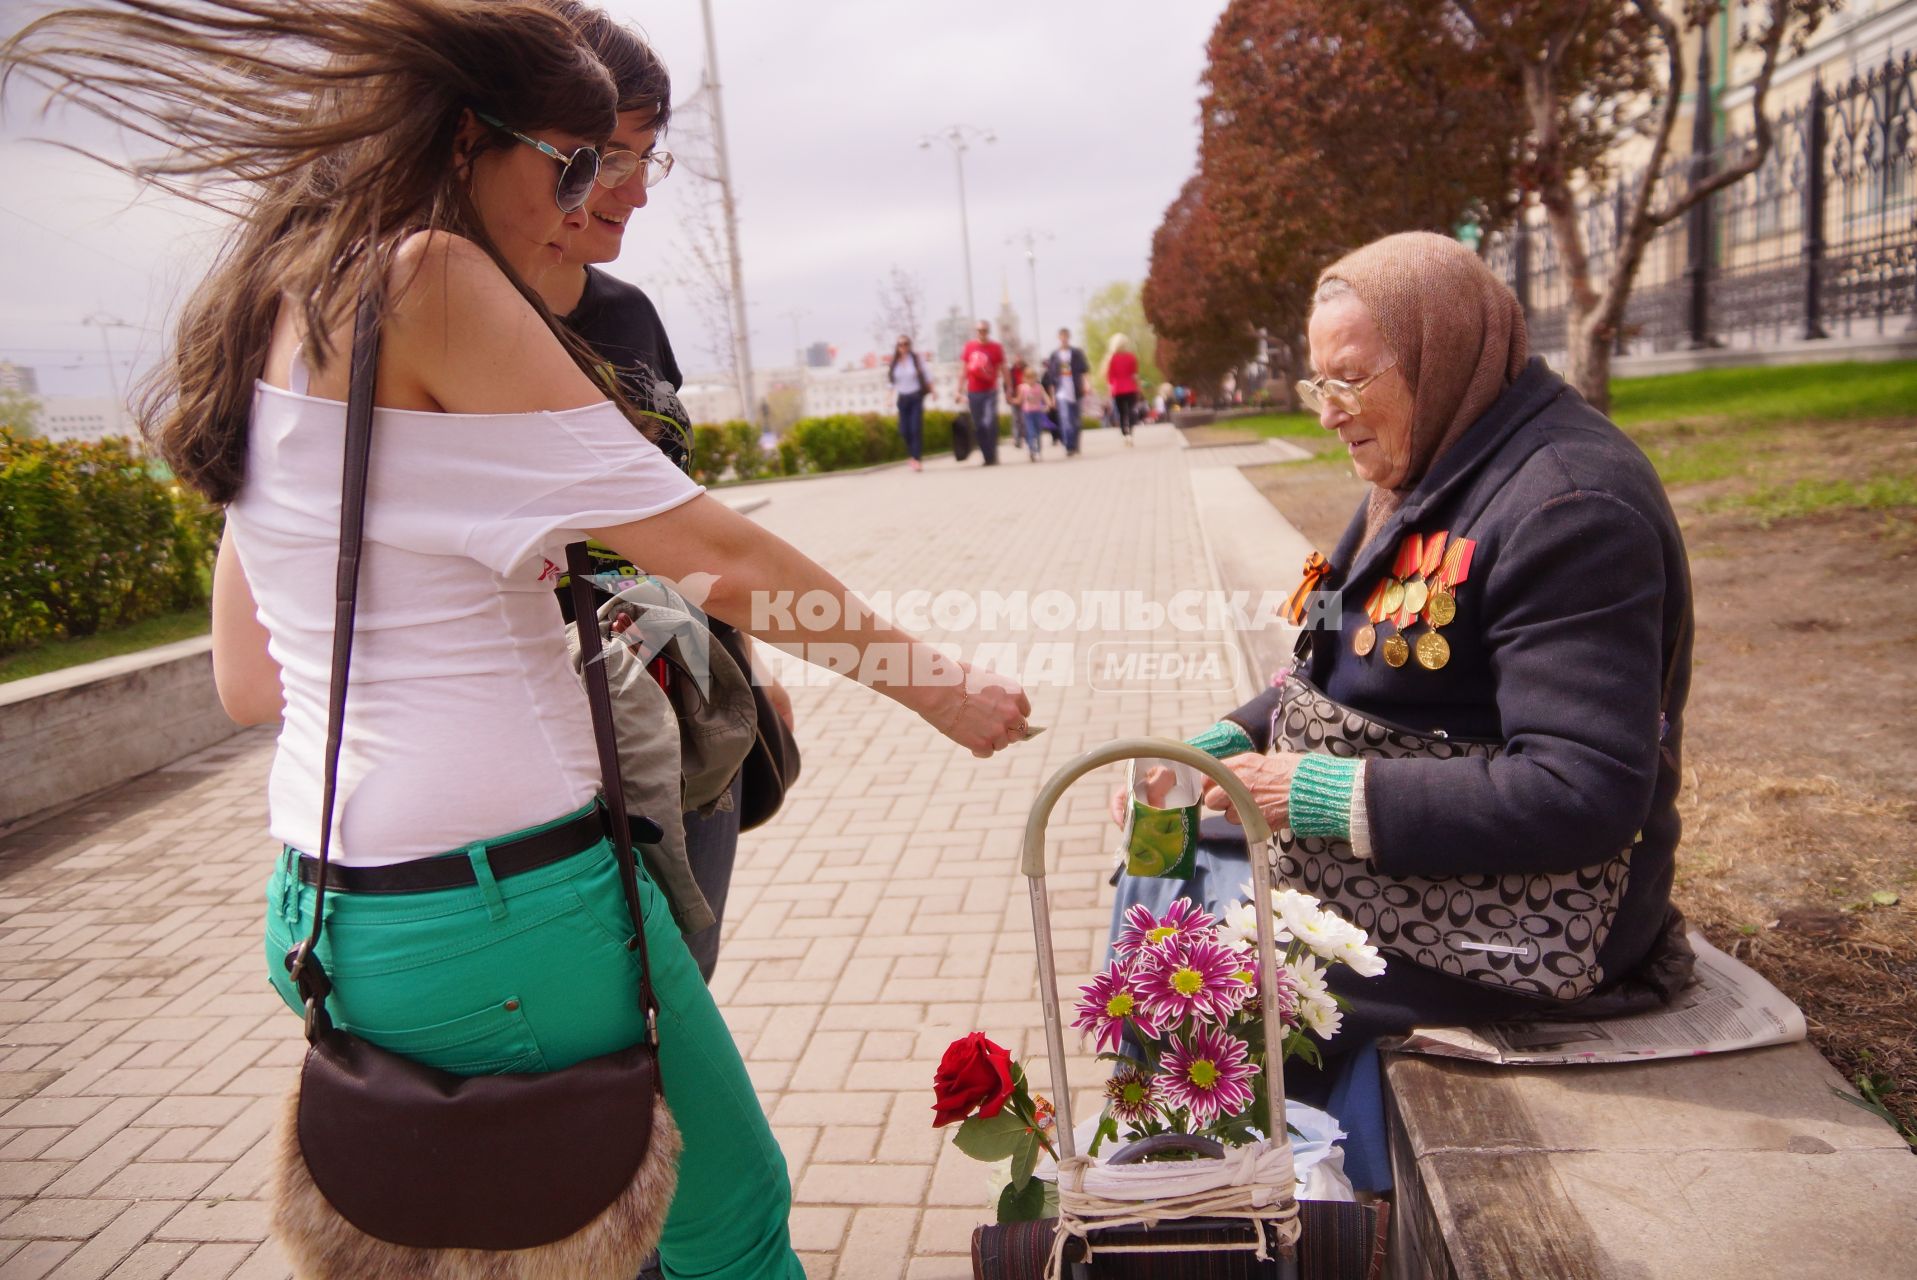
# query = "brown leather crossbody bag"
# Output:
<box><xmin>267</xmin><ymin>297</ymin><xmax>681</xmax><ymax>1278</ymax></box>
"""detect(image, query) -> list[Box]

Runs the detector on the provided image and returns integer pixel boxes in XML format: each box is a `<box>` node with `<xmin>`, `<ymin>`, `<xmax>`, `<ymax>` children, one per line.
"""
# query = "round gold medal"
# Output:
<box><xmin>1425</xmin><ymin>587</ymin><xmax>1457</xmax><ymax>627</ymax></box>
<box><xmin>1381</xmin><ymin>579</ymin><xmax>1406</xmax><ymax>615</ymax></box>
<box><xmin>1415</xmin><ymin>630</ymin><xmax>1451</xmax><ymax>670</ymax></box>
<box><xmin>1353</xmin><ymin>624</ymin><xmax>1376</xmax><ymax>657</ymax></box>
<box><xmin>1382</xmin><ymin>633</ymin><xmax>1410</xmax><ymax>667</ymax></box>
<box><xmin>1402</xmin><ymin>578</ymin><xmax>1429</xmax><ymax>615</ymax></box>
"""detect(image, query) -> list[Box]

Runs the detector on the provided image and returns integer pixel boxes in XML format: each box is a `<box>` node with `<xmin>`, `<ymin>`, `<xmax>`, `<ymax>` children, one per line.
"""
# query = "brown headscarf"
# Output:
<box><xmin>1316</xmin><ymin>231</ymin><xmax>1529</xmax><ymax>550</ymax></box>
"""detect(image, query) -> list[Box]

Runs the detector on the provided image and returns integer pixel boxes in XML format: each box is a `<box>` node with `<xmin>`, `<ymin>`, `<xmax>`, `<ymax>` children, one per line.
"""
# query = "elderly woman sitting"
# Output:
<box><xmin>1111</xmin><ymin>232</ymin><xmax>1694</xmax><ymax>1149</ymax></box>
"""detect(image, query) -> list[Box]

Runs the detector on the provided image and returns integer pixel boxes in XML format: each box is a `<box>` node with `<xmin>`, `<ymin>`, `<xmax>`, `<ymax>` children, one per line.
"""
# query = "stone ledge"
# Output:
<box><xmin>1385</xmin><ymin>1042</ymin><xmax>1917</xmax><ymax>1280</ymax></box>
<box><xmin>0</xmin><ymin>636</ymin><xmax>242</xmax><ymax>830</ymax></box>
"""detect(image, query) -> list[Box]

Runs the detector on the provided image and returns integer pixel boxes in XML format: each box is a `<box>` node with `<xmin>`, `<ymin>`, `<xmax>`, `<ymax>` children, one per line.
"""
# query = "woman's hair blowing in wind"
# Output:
<box><xmin>2</xmin><ymin>0</ymin><xmax>619</xmax><ymax>502</ymax></box>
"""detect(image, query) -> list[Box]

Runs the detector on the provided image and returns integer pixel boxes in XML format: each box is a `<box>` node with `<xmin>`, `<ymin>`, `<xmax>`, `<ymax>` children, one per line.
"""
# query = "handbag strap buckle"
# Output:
<box><xmin>286</xmin><ymin>940</ymin><xmax>335</xmax><ymax>1040</ymax></box>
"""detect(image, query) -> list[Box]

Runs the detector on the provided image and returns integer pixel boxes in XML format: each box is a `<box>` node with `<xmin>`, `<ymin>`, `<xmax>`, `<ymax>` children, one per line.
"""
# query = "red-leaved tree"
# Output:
<box><xmin>1147</xmin><ymin>0</ymin><xmax>1530</xmax><ymax>394</ymax></box>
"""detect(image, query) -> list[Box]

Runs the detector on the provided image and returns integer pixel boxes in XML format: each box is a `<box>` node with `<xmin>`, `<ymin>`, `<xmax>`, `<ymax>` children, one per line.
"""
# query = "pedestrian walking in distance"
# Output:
<box><xmin>1104</xmin><ymin>332</ymin><xmax>1141</xmax><ymax>444</ymax></box>
<box><xmin>961</xmin><ymin>318</ymin><xmax>1006</xmax><ymax>465</ymax></box>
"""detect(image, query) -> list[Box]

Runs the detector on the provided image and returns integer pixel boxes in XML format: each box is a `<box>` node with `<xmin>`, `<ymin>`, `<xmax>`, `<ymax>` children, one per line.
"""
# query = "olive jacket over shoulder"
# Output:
<box><xmin>1227</xmin><ymin>357</ymin><xmax>1694</xmax><ymax>986</ymax></box>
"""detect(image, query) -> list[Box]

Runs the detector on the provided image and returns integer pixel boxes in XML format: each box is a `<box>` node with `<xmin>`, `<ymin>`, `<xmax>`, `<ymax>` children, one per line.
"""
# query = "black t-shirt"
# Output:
<box><xmin>563</xmin><ymin>265</ymin><xmax>692</xmax><ymax>472</ymax></box>
<box><xmin>556</xmin><ymin>267</ymin><xmax>693</xmax><ymax>623</ymax></box>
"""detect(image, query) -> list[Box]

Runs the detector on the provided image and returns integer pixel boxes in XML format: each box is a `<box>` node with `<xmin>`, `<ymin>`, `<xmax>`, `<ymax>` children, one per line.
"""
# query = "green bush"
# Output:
<box><xmin>787</xmin><ymin>414</ymin><xmax>885</xmax><ymax>473</ymax></box>
<box><xmin>0</xmin><ymin>429</ymin><xmax>220</xmax><ymax>656</ymax></box>
<box><xmin>691</xmin><ymin>406</ymin><xmax>1018</xmax><ymax>483</ymax></box>
<box><xmin>688</xmin><ymin>423</ymin><xmax>734</xmax><ymax>486</ymax></box>
<box><xmin>775</xmin><ymin>433</ymin><xmax>803</xmax><ymax>477</ymax></box>
<box><xmin>721</xmin><ymin>421</ymin><xmax>766</xmax><ymax>481</ymax></box>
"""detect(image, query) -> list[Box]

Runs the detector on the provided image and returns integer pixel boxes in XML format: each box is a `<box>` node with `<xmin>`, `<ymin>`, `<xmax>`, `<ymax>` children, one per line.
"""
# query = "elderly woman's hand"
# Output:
<box><xmin>1201</xmin><ymin>753</ymin><xmax>1302</xmax><ymax>828</ymax></box>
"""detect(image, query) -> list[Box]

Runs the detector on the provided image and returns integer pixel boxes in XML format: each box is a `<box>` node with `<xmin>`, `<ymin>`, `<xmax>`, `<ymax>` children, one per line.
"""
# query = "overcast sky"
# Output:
<box><xmin>0</xmin><ymin>0</ymin><xmax>1225</xmax><ymax>396</ymax></box>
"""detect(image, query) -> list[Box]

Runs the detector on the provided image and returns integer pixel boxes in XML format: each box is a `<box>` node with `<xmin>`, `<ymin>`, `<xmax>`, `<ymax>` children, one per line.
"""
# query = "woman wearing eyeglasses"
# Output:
<box><xmin>528</xmin><ymin>3</ymin><xmax>794</xmax><ymax>998</ymax></box>
<box><xmin>6</xmin><ymin>3</ymin><xmax>1030</xmax><ymax>1276</ymax></box>
<box><xmin>1107</xmin><ymin>232</ymin><xmax>1694</xmax><ymax>1190</ymax></box>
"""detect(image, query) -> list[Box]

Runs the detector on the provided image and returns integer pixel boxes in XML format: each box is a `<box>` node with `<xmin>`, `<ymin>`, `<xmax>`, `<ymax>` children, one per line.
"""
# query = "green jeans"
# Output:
<box><xmin>264</xmin><ymin>799</ymin><xmax>802</xmax><ymax>1280</ymax></box>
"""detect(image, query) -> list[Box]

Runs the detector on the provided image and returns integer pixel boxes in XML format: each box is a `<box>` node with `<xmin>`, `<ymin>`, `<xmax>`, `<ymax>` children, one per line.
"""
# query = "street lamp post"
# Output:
<box><xmin>698</xmin><ymin>0</ymin><xmax>755</xmax><ymax>428</ymax></box>
<box><xmin>918</xmin><ymin>125</ymin><xmax>994</xmax><ymax>323</ymax></box>
<box><xmin>1007</xmin><ymin>228</ymin><xmax>1052</xmax><ymax>347</ymax></box>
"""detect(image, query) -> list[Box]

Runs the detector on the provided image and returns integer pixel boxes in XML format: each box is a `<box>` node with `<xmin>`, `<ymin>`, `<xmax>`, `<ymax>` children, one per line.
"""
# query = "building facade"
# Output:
<box><xmin>1482</xmin><ymin>0</ymin><xmax>1916</xmax><ymax>364</ymax></box>
<box><xmin>34</xmin><ymin>396</ymin><xmax>124</xmax><ymax>445</ymax></box>
<box><xmin>0</xmin><ymin>360</ymin><xmax>38</xmax><ymax>395</ymax></box>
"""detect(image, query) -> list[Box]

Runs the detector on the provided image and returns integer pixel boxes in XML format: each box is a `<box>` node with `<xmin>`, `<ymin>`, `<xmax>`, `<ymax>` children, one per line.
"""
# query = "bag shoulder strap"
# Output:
<box><xmin>285</xmin><ymin>293</ymin><xmax>382</xmax><ymax>1042</ymax></box>
<box><xmin>564</xmin><ymin>544</ymin><xmax>662</xmax><ymax>1047</ymax></box>
<box><xmin>285</xmin><ymin>299</ymin><xmax>661</xmax><ymax>1071</ymax></box>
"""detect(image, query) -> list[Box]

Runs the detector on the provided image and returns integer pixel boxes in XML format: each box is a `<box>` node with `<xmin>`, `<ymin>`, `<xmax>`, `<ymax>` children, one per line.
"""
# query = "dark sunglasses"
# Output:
<box><xmin>474</xmin><ymin>110</ymin><xmax>635</xmax><ymax>212</ymax></box>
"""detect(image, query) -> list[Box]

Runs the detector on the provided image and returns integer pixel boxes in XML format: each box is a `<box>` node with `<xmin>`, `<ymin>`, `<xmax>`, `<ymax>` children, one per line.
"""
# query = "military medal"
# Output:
<box><xmin>1401</xmin><ymin>532</ymin><xmax>1445</xmax><ymax>620</ymax></box>
<box><xmin>1380</xmin><ymin>579</ymin><xmax>1405</xmax><ymax>616</ymax></box>
<box><xmin>1423</xmin><ymin>536</ymin><xmax>1476</xmax><ymax>629</ymax></box>
<box><xmin>1415</xmin><ymin>630</ymin><xmax>1451</xmax><ymax>670</ymax></box>
<box><xmin>1355</xmin><ymin>579</ymin><xmax>1389</xmax><ymax>657</ymax></box>
<box><xmin>1382</xmin><ymin>634</ymin><xmax>1410</xmax><ymax>667</ymax></box>
<box><xmin>1384</xmin><ymin>534</ymin><xmax>1424</xmax><ymax>627</ymax></box>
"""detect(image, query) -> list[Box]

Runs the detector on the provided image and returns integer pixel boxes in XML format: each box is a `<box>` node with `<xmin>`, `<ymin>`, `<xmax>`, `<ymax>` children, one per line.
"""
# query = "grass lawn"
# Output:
<box><xmin>1608</xmin><ymin>359</ymin><xmax>1917</xmax><ymax>427</ymax></box>
<box><xmin>0</xmin><ymin>608</ymin><xmax>210</xmax><ymax>685</ymax></box>
<box><xmin>1611</xmin><ymin>361</ymin><xmax>1917</xmax><ymax>519</ymax></box>
<box><xmin>1222</xmin><ymin>412</ymin><xmax>1321</xmax><ymax>438</ymax></box>
<box><xmin>1240</xmin><ymin>360</ymin><xmax>1917</xmax><ymax>516</ymax></box>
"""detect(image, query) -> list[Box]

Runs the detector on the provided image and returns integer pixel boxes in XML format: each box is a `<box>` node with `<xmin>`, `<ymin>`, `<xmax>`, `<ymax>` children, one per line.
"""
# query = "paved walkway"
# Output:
<box><xmin>0</xmin><ymin>424</ymin><xmax>1281</xmax><ymax>1279</ymax></box>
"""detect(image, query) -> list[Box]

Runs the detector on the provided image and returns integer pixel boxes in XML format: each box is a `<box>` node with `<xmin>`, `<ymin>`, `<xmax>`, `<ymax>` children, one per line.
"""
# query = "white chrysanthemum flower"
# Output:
<box><xmin>1331</xmin><ymin>933</ymin><xmax>1387</xmax><ymax>978</ymax></box>
<box><xmin>1288</xmin><ymin>954</ymin><xmax>1345</xmax><ymax>1039</ymax></box>
<box><xmin>1289</xmin><ymin>952</ymin><xmax>1329</xmax><ymax>1003</ymax></box>
<box><xmin>1219</xmin><ymin>900</ymin><xmax>1260</xmax><ymax>952</ymax></box>
<box><xmin>1287</xmin><ymin>904</ymin><xmax>1360</xmax><ymax>962</ymax></box>
<box><xmin>1299</xmin><ymin>990</ymin><xmax>1345</xmax><ymax>1039</ymax></box>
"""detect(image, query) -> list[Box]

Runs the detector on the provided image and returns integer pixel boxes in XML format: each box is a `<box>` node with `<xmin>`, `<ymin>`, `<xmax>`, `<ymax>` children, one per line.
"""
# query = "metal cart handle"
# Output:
<box><xmin>1020</xmin><ymin>738</ymin><xmax>1282</xmax><ymax>1164</ymax></box>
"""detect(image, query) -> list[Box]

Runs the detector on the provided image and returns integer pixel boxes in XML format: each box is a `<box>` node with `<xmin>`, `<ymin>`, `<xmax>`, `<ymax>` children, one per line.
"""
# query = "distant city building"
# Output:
<box><xmin>799</xmin><ymin>360</ymin><xmax>960</xmax><ymax>418</ymax></box>
<box><xmin>680</xmin><ymin>360</ymin><xmax>965</xmax><ymax>423</ymax></box>
<box><xmin>0</xmin><ymin>360</ymin><xmax>38</xmax><ymax>395</ymax></box>
<box><xmin>804</xmin><ymin>341</ymin><xmax>834</xmax><ymax>369</ymax></box>
<box><xmin>35</xmin><ymin>396</ymin><xmax>124</xmax><ymax>444</ymax></box>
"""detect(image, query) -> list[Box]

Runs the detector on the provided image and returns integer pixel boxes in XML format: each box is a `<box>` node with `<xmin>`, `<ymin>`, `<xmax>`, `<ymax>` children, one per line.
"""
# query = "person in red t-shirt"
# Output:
<box><xmin>1103</xmin><ymin>332</ymin><xmax>1141</xmax><ymax>445</ymax></box>
<box><xmin>960</xmin><ymin>319</ymin><xmax>1006</xmax><ymax>465</ymax></box>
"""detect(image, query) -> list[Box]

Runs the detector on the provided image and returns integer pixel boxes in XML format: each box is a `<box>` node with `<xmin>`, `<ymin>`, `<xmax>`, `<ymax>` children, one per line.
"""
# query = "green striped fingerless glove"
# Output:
<box><xmin>1185</xmin><ymin>720</ymin><xmax>1256</xmax><ymax>759</ymax></box>
<box><xmin>1288</xmin><ymin>754</ymin><xmax>1361</xmax><ymax>840</ymax></box>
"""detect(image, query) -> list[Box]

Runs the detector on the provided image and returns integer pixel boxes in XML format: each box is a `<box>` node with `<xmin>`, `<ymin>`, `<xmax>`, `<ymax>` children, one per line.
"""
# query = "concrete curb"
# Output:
<box><xmin>0</xmin><ymin>635</ymin><xmax>242</xmax><ymax>830</ymax></box>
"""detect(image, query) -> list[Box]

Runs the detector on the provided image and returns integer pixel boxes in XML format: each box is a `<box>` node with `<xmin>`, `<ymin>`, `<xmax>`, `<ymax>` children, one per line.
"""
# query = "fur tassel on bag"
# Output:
<box><xmin>270</xmin><ymin>1085</ymin><xmax>683</xmax><ymax>1280</ymax></box>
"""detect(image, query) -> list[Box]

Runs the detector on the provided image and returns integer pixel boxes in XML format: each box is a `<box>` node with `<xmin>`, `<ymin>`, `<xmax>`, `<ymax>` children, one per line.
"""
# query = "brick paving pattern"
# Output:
<box><xmin>0</xmin><ymin>424</ymin><xmax>1258</xmax><ymax>1278</ymax></box>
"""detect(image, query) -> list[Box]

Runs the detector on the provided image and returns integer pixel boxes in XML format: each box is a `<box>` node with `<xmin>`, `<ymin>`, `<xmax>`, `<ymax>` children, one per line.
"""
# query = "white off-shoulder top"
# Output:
<box><xmin>224</xmin><ymin>356</ymin><xmax>703</xmax><ymax>865</ymax></box>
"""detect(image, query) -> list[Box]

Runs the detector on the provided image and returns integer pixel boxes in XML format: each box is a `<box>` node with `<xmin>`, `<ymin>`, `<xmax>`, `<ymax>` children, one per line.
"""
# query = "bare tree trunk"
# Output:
<box><xmin>1456</xmin><ymin>0</ymin><xmax>1806</xmax><ymax>415</ymax></box>
<box><xmin>1567</xmin><ymin>312</ymin><xmax>1615</xmax><ymax>413</ymax></box>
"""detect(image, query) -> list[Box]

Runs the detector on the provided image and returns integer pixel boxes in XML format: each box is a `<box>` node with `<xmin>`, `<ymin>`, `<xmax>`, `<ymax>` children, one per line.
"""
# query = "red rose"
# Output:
<box><xmin>931</xmin><ymin>1033</ymin><xmax>1014</xmax><ymax>1127</ymax></box>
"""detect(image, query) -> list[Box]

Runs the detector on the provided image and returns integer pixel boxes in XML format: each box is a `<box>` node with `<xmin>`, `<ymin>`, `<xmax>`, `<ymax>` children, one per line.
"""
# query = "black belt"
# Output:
<box><xmin>294</xmin><ymin>807</ymin><xmax>660</xmax><ymax>895</ymax></box>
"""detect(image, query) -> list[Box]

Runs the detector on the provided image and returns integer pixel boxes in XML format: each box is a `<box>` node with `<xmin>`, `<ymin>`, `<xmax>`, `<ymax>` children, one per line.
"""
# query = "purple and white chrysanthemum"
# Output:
<box><xmin>1103</xmin><ymin>1065</ymin><xmax>1160</xmax><ymax>1126</ymax></box>
<box><xmin>1133</xmin><ymin>935</ymin><xmax>1254</xmax><ymax>1027</ymax></box>
<box><xmin>1159</xmin><ymin>1024</ymin><xmax>1260</xmax><ymax>1126</ymax></box>
<box><xmin>1112</xmin><ymin>898</ymin><xmax>1218</xmax><ymax>959</ymax></box>
<box><xmin>1072</xmin><ymin>960</ymin><xmax>1164</xmax><ymax>1053</ymax></box>
<box><xmin>1222</xmin><ymin>955</ymin><xmax>1303</xmax><ymax>1031</ymax></box>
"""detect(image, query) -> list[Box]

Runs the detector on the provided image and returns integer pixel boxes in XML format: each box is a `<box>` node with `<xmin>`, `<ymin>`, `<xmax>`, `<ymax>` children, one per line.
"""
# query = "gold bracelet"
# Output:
<box><xmin>943</xmin><ymin>690</ymin><xmax>972</xmax><ymax>731</ymax></box>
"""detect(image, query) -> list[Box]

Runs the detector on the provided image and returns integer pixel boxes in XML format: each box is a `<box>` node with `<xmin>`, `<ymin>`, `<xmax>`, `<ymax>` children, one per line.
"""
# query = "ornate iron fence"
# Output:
<box><xmin>1486</xmin><ymin>51</ymin><xmax>1915</xmax><ymax>360</ymax></box>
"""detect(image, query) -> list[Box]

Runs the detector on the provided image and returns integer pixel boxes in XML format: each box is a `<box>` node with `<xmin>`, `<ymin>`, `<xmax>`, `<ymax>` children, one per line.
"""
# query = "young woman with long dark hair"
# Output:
<box><xmin>4</xmin><ymin>4</ymin><xmax>1029</xmax><ymax>1276</ymax></box>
